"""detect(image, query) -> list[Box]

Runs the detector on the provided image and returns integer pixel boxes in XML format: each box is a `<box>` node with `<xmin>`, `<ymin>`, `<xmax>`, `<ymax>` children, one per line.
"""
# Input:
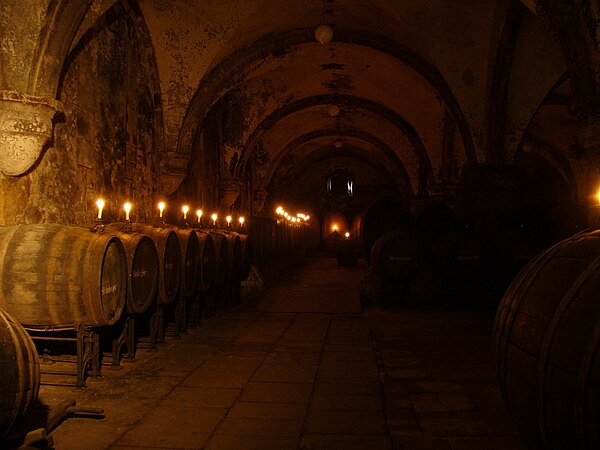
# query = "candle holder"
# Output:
<box><xmin>90</xmin><ymin>219</ymin><xmax>105</xmax><ymax>233</ymax></box>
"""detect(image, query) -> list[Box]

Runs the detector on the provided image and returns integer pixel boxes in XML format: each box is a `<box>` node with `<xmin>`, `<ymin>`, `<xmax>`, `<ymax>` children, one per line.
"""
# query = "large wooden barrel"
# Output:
<box><xmin>487</xmin><ymin>228</ymin><xmax>539</xmax><ymax>298</ymax></box>
<box><xmin>413</xmin><ymin>201</ymin><xmax>461</xmax><ymax>265</ymax></box>
<box><xmin>107</xmin><ymin>223</ymin><xmax>159</xmax><ymax>315</ymax></box>
<box><xmin>494</xmin><ymin>228</ymin><xmax>600</xmax><ymax>450</ymax></box>
<box><xmin>167</xmin><ymin>227</ymin><xmax>200</xmax><ymax>298</ymax></box>
<box><xmin>131</xmin><ymin>224</ymin><xmax>181</xmax><ymax>305</ymax></box>
<box><xmin>0</xmin><ymin>224</ymin><xmax>127</xmax><ymax>327</ymax></box>
<box><xmin>246</xmin><ymin>216</ymin><xmax>276</xmax><ymax>266</ymax></box>
<box><xmin>355</xmin><ymin>199</ymin><xmax>412</xmax><ymax>259</ymax></box>
<box><xmin>238</xmin><ymin>233</ymin><xmax>253</xmax><ymax>281</ymax></box>
<box><xmin>209</xmin><ymin>231</ymin><xmax>229</xmax><ymax>287</ymax></box>
<box><xmin>223</xmin><ymin>232</ymin><xmax>242</xmax><ymax>283</ymax></box>
<box><xmin>0</xmin><ymin>308</ymin><xmax>40</xmax><ymax>440</ymax></box>
<box><xmin>440</xmin><ymin>230</ymin><xmax>489</xmax><ymax>306</ymax></box>
<box><xmin>371</xmin><ymin>230</ymin><xmax>419</xmax><ymax>280</ymax></box>
<box><xmin>196</xmin><ymin>231</ymin><xmax>215</xmax><ymax>292</ymax></box>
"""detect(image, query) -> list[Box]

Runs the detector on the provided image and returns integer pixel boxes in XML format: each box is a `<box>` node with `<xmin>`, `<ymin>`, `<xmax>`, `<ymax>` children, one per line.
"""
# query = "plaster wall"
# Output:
<box><xmin>0</xmin><ymin>3</ymin><xmax>162</xmax><ymax>225</ymax></box>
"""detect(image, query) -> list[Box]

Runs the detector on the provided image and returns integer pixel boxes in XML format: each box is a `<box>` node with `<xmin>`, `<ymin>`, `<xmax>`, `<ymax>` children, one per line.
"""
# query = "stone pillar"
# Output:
<box><xmin>219</xmin><ymin>178</ymin><xmax>241</xmax><ymax>210</ymax></box>
<box><xmin>0</xmin><ymin>91</ymin><xmax>60</xmax><ymax>176</ymax></box>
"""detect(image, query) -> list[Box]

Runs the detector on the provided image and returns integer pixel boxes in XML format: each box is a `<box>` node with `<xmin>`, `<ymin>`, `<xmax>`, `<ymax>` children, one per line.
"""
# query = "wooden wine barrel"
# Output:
<box><xmin>0</xmin><ymin>224</ymin><xmax>127</xmax><ymax>327</ymax></box>
<box><xmin>413</xmin><ymin>201</ymin><xmax>461</xmax><ymax>265</ymax></box>
<box><xmin>371</xmin><ymin>230</ymin><xmax>419</xmax><ymax>281</ymax></box>
<box><xmin>238</xmin><ymin>233</ymin><xmax>253</xmax><ymax>281</ymax></box>
<box><xmin>355</xmin><ymin>199</ymin><xmax>412</xmax><ymax>259</ymax></box>
<box><xmin>107</xmin><ymin>223</ymin><xmax>159</xmax><ymax>315</ymax></box>
<box><xmin>209</xmin><ymin>231</ymin><xmax>229</xmax><ymax>287</ymax></box>
<box><xmin>246</xmin><ymin>216</ymin><xmax>276</xmax><ymax>266</ymax></box>
<box><xmin>322</xmin><ymin>210</ymin><xmax>349</xmax><ymax>251</ymax></box>
<box><xmin>487</xmin><ymin>228</ymin><xmax>539</xmax><ymax>295</ymax></box>
<box><xmin>167</xmin><ymin>227</ymin><xmax>200</xmax><ymax>298</ymax></box>
<box><xmin>440</xmin><ymin>230</ymin><xmax>489</xmax><ymax>307</ymax></box>
<box><xmin>131</xmin><ymin>224</ymin><xmax>181</xmax><ymax>305</ymax></box>
<box><xmin>224</xmin><ymin>232</ymin><xmax>242</xmax><ymax>283</ymax></box>
<box><xmin>349</xmin><ymin>212</ymin><xmax>364</xmax><ymax>253</ymax></box>
<box><xmin>494</xmin><ymin>228</ymin><xmax>600</xmax><ymax>450</ymax></box>
<box><xmin>306</xmin><ymin>215</ymin><xmax>321</xmax><ymax>250</ymax></box>
<box><xmin>196</xmin><ymin>231</ymin><xmax>215</xmax><ymax>292</ymax></box>
<box><xmin>0</xmin><ymin>308</ymin><xmax>40</xmax><ymax>440</ymax></box>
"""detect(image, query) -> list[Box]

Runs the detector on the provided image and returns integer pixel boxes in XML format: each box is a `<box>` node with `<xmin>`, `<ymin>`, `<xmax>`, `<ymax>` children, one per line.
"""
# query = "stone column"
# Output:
<box><xmin>0</xmin><ymin>91</ymin><xmax>60</xmax><ymax>176</ymax></box>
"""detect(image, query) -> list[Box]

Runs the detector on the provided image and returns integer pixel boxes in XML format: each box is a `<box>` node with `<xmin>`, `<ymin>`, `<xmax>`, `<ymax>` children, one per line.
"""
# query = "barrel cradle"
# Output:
<box><xmin>107</xmin><ymin>223</ymin><xmax>159</xmax><ymax>315</ymax></box>
<box><xmin>494</xmin><ymin>228</ymin><xmax>600</xmax><ymax>450</ymax></box>
<box><xmin>131</xmin><ymin>224</ymin><xmax>181</xmax><ymax>305</ymax></box>
<box><xmin>0</xmin><ymin>308</ymin><xmax>40</xmax><ymax>440</ymax></box>
<box><xmin>0</xmin><ymin>224</ymin><xmax>127</xmax><ymax>328</ymax></box>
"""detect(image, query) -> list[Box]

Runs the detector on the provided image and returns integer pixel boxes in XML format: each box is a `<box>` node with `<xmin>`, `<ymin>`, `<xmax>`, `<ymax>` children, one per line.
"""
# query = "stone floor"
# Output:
<box><xmin>20</xmin><ymin>257</ymin><xmax>525</xmax><ymax>449</ymax></box>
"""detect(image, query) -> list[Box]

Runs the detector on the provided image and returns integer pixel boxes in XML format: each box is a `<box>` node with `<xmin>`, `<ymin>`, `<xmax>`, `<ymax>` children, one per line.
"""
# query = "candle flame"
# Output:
<box><xmin>596</xmin><ymin>188</ymin><xmax>600</xmax><ymax>204</ymax></box>
<box><xmin>239</xmin><ymin>216</ymin><xmax>245</xmax><ymax>225</ymax></box>
<box><xmin>345</xmin><ymin>232</ymin><xmax>350</xmax><ymax>238</ymax></box>
<box><xmin>124</xmin><ymin>202</ymin><xmax>131</xmax><ymax>221</ymax></box>
<box><xmin>196</xmin><ymin>209</ymin><xmax>202</xmax><ymax>222</ymax></box>
<box><xmin>182</xmin><ymin>205</ymin><xmax>189</xmax><ymax>220</ymax></box>
<box><xmin>96</xmin><ymin>198</ymin><xmax>105</xmax><ymax>220</ymax></box>
<box><xmin>226</xmin><ymin>215</ymin><xmax>232</xmax><ymax>224</ymax></box>
<box><xmin>158</xmin><ymin>202</ymin><xmax>165</xmax><ymax>218</ymax></box>
<box><xmin>332</xmin><ymin>224</ymin><xmax>338</xmax><ymax>232</ymax></box>
<box><xmin>211</xmin><ymin>213</ymin><xmax>217</xmax><ymax>225</ymax></box>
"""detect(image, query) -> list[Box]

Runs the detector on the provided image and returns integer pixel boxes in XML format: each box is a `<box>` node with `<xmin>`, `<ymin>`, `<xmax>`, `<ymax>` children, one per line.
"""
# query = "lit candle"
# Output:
<box><xmin>124</xmin><ymin>202</ymin><xmax>131</xmax><ymax>221</ymax></box>
<box><xmin>596</xmin><ymin>188</ymin><xmax>600</xmax><ymax>204</ymax></box>
<box><xmin>276</xmin><ymin>206</ymin><xmax>283</xmax><ymax>215</ymax></box>
<box><xmin>196</xmin><ymin>209</ymin><xmax>202</xmax><ymax>223</ymax></box>
<box><xmin>182</xmin><ymin>205</ymin><xmax>189</xmax><ymax>220</ymax></box>
<box><xmin>332</xmin><ymin>224</ymin><xmax>338</xmax><ymax>232</ymax></box>
<box><xmin>226</xmin><ymin>215</ymin><xmax>232</xmax><ymax>226</ymax></box>
<box><xmin>306</xmin><ymin>215</ymin><xmax>310</xmax><ymax>221</ymax></box>
<box><xmin>211</xmin><ymin>213</ymin><xmax>218</xmax><ymax>226</ymax></box>
<box><xmin>158</xmin><ymin>202</ymin><xmax>165</xmax><ymax>218</ymax></box>
<box><xmin>96</xmin><ymin>198</ymin><xmax>105</xmax><ymax>220</ymax></box>
<box><xmin>239</xmin><ymin>216</ymin><xmax>245</xmax><ymax>226</ymax></box>
<box><xmin>345</xmin><ymin>232</ymin><xmax>350</xmax><ymax>238</ymax></box>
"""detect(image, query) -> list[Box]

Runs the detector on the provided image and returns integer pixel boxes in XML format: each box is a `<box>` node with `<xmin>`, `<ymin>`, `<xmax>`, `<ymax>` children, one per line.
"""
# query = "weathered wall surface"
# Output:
<box><xmin>168</xmin><ymin>104</ymin><xmax>222</xmax><ymax>222</ymax></box>
<box><xmin>0</xmin><ymin>2</ymin><xmax>163</xmax><ymax>226</ymax></box>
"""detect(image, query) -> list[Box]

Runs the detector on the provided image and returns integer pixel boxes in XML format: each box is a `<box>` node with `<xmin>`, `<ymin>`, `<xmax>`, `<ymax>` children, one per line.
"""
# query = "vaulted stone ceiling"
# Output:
<box><xmin>3</xmin><ymin>0</ymin><xmax>591</xmax><ymax>222</ymax></box>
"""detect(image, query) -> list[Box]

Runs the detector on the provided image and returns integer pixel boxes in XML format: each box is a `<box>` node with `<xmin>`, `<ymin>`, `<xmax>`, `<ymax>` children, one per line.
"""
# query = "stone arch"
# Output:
<box><xmin>235</xmin><ymin>94</ymin><xmax>438</xmax><ymax>191</ymax></box>
<box><xmin>177</xmin><ymin>27</ymin><xmax>476</xmax><ymax>181</ymax></box>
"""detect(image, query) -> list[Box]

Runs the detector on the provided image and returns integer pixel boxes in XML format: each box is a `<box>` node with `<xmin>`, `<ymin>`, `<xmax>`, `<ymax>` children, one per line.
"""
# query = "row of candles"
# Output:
<box><xmin>95</xmin><ymin>198</ymin><xmax>245</xmax><ymax>227</ymax></box>
<box><xmin>275</xmin><ymin>206</ymin><xmax>311</xmax><ymax>224</ymax></box>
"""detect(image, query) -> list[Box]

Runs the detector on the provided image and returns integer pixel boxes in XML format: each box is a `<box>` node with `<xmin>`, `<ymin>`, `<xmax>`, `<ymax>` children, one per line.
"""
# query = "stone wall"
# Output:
<box><xmin>0</xmin><ymin>2</ymin><xmax>162</xmax><ymax>226</ymax></box>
